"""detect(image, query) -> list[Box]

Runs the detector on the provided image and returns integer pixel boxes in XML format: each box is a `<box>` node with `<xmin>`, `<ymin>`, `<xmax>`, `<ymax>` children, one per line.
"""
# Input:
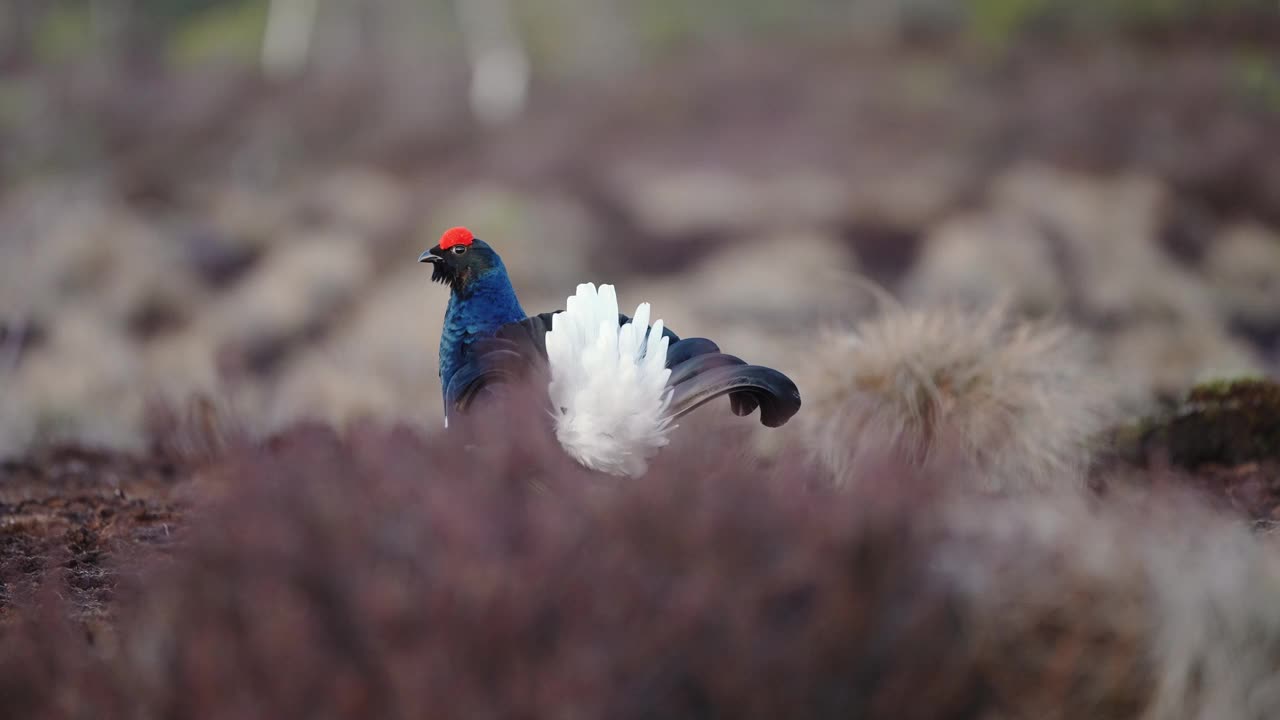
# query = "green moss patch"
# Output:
<box><xmin>1136</xmin><ymin>377</ymin><xmax>1280</xmax><ymax>468</ymax></box>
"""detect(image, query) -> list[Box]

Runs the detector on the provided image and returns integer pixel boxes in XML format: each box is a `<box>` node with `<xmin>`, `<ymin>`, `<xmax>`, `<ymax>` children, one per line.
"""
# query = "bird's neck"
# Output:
<box><xmin>452</xmin><ymin>268</ymin><xmax>526</xmax><ymax>325</ymax></box>
<box><xmin>439</xmin><ymin>269</ymin><xmax>526</xmax><ymax>383</ymax></box>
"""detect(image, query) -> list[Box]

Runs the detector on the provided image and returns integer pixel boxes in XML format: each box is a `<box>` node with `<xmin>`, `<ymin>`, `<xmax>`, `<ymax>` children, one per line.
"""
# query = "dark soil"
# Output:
<box><xmin>0</xmin><ymin>448</ymin><xmax>184</xmax><ymax>622</ymax></box>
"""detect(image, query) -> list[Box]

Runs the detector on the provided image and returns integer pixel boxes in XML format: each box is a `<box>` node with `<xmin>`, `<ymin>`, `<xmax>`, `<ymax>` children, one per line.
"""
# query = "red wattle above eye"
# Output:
<box><xmin>440</xmin><ymin>226</ymin><xmax>474</xmax><ymax>250</ymax></box>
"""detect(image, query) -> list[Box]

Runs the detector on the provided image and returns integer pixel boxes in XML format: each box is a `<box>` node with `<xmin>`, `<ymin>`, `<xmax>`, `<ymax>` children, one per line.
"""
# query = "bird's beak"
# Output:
<box><xmin>418</xmin><ymin>247</ymin><xmax>444</xmax><ymax>264</ymax></box>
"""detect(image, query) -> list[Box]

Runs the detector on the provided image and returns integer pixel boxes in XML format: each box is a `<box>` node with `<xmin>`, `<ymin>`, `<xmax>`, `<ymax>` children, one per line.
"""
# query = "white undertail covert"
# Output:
<box><xmin>544</xmin><ymin>283</ymin><xmax>674</xmax><ymax>477</ymax></box>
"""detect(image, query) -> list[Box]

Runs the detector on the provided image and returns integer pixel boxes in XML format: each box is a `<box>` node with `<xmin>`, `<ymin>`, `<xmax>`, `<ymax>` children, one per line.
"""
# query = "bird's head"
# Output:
<box><xmin>418</xmin><ymin>226</ymin><xmax>504</xmax><ymax>294</ymax></box>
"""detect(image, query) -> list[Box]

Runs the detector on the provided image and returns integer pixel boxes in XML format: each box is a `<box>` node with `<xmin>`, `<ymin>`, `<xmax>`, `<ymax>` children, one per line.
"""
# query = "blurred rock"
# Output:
<box><xmin>845</xmin><ymin>156</ymin><xmax>969</xmax><ymax>230</ymax></box>
<box><xmin>292</xmin><ymin>267</ymin><xmax>445</xmax><ymax>430</ymax></box>
<box><xmin>1106</xmin><ymin>322</ymin><xmax>1260</xmax><ymax>410</ymax></box>
<box><xmin>763</xmin><ymin>172</ymin><xmax>856</xmax><ymax>228</ymax></box>
<box><xmin>142</xmin><ymin>330</ymin><xmax>223</xmax><ymax>402</ymax></box>
<box><xmin>905</xmin><ymin>164</ymin><xmax>1262</xmax><ymax>411</ymax></box>
<box><xmin>207</xmin><ymin>233</ymin><xmax>374</xmax><ymax>372</ymax></box>
<box><xmin>293</xmin><ymin>168</ymin><xmax>413</xmax><ymax>254</ymax></box>
<box><xmin>907</xmin><ymin>165</ymin><xmax>1221</xmax><ymax>325</ymax></box>
<box><xmin>0</xmin><ymin>310</ymin><xmax>144</xmax><ymax>456</ymax></box>
<box><xmin>680</xmin><ymin>230</ymin><xmax>866</xmax><ymax>328</ymax></box>
<box><xmin>994</xmin><ymin>165</ymin><xmax>1217</xmax><ymax>326</ymax></box>
<box><xmin>906</xmin><ymin>210</ymin><xmax>1068</xmax><ymax>314</ymax></box>
<box><xmin>0</xmin><ymin>196</ymin><xmax>202</xmax><ymax>335</ymax></box>
<box><xmin>610</xmin><ymin>166</ymin><xmax>760</xmax><ymax>239</ymax></box>
<box><xmin>1206</xmin><ymin>222</ymin><xmax>1280</xmax><ymax>334</ymax></box>
<box><xmin>267</xmin><ymin>355</ymin><xmax>403</xmax><ymax>434</ymax></box>
<box><xmin>609</xmin><ymin>166</ymin><xmax>852</xmax><ymax>239</ymax></box>
<box><xmin>198</xmin><ymin>185</ymin><xmax>290</xmax><ymax>254</ymax></box>
<box><xmin>628</xmin><ymin>231</ymin><xmax>863</xmax><ymax>372</ymax></box>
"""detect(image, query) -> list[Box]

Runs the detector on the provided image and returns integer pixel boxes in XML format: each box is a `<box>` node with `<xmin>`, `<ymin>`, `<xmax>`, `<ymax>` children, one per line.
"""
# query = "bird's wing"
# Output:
<box><xmin>444</xmin><ymin>337</ymin><xmax>528</xmax><ymax>412</ymax></box>
<box><xmin>449</xmin><ymin>312</ymin><xmax>800</xmax><ymax>428</ymax></box>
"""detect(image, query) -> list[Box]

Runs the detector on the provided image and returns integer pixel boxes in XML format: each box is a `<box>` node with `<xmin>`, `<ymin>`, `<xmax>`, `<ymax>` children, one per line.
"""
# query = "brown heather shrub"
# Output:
<box><xmin>0</xmin><ymin>589</ymin><xmax>125</xmax><ymax>718</ymax></box>
<box><xmin>1</xmin><ymin>389</ymin><xmax>1278</xmax><ymax>719</ymax></box>
<box><xmin>798</xmin><ymin>305</ymin><xmax>1114</xmax><ymax>492</ymax></box>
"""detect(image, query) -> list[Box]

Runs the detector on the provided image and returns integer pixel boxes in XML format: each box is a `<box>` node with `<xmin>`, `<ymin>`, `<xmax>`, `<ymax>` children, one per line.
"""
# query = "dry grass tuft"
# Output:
<box><xmin>798</xmin><ymin>305</ymin><xmax>1114</xmax><ymax>491</ymax></box>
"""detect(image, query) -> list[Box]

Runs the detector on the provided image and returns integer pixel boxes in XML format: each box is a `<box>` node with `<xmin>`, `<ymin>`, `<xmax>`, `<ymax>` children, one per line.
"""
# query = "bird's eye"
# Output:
<box><xmin>451</xmin><ymin>245</ymin><xmax>468</xmax><ymax>255</ymax></box>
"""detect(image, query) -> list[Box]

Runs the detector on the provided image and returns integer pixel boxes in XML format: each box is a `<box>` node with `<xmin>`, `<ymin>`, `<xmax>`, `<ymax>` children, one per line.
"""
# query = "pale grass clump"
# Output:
<box><xmin>1140</xmin><ymin>505</ymin><xmax>1280</xmax><ymax>719</ymax></box>
<box><xmin>938</xmin><ymin>487</ymin><xmax>1280</xmax><ymax>719</ymax></box>
<box><xmin>800</xmin><ymin>305</ymin><xmax>1112</xmax><ymax>491</ymax></box>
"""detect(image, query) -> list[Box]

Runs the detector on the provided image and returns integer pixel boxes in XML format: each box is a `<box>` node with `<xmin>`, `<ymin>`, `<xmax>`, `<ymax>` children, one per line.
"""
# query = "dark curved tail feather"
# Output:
<box><xmin>667</xmin><ymin>364</ymin><xmax>801</xmax><ymax>427</ymax></box>
<box><xmin>666</xmin><ymin>348</ymin><xmax>744</xmax><ymax>386</ymax></box>
<box><xmin>448</xmin><ymin>318</ymin><xmax>800</xmax><ymax>428</ymax></box>
<box><xmin>664</xmin><ymin>338</ymin><xmax>801</xmax><ymax>427</ymax></box>
<box><xmin>665</xmin><ymin>337</ymin><xmax>720</xmax><ymax>368</ymax></box>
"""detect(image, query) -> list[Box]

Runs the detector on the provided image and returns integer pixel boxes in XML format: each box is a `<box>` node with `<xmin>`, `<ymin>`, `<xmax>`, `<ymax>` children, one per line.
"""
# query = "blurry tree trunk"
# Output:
<box><xmin>453</xmin><ymin>0</ymin><xmax>530</xmax><ymax>126</ymax></box>
<box><xmin>262</xmin><ymin>0</ymin><xmax>320</xmax><ymax>80</ymax></box>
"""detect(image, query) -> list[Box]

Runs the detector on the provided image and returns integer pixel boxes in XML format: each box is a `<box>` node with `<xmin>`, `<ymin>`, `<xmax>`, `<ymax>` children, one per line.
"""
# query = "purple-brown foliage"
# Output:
<box><xmin>111</xmin><ymin>394</ymin><xmax>980</xmax><ymax>719</ymax></box>
<box><xmin>1</xmin><ymin>389</ymin><xmax>1277</xmax><ymax>719</ymax></box>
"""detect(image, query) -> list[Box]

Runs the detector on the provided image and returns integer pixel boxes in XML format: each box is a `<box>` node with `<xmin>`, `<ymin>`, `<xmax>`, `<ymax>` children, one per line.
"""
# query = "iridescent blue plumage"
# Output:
<box><xmin>437</xmin><ymin>248</ymin><xmax>525</xmax><ymax>416</ymax></box>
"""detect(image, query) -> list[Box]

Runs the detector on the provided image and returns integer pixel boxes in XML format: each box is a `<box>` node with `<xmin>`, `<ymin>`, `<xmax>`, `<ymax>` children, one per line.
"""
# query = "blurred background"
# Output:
<box><xmin>1</xmin><ymin>0</ymin><xmax>1278</xmax><ymax>457</ymax></box>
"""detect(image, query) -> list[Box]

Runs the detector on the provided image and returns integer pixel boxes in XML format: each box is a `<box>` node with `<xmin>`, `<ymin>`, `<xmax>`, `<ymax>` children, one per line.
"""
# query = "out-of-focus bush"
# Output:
<box><xmin>3</xmin><ymin>392</ymin><xmax>1280</xmax><ymax>718</ymax></box>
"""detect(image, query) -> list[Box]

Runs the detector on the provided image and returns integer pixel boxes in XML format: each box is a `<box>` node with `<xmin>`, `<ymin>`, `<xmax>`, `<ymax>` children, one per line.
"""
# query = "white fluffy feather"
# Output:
<box><xmin>544</xmin><ymin>283</ymin><xmax>674</xmax><ymax>477</ymax></box>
